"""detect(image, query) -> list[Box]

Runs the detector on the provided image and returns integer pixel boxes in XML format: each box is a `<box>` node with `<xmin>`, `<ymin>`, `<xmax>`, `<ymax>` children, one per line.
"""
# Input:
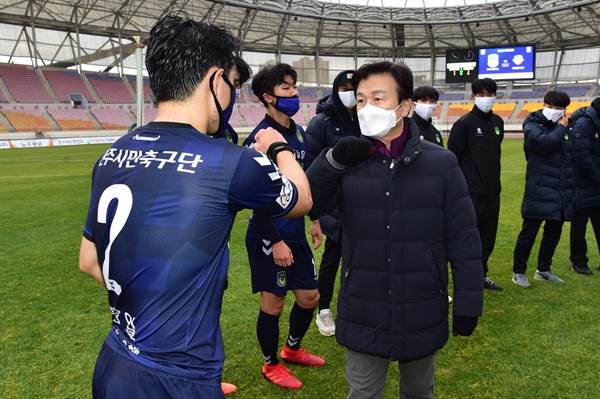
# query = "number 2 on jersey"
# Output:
<box><xmin>97</xmin><ymin>184</ymin><xmax>133</xmax><ymax>295</ymax></box>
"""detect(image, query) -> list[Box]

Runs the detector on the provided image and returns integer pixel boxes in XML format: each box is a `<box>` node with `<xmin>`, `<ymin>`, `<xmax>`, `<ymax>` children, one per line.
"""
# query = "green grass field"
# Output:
<box><xmin>1</xmin><ymin>140</ymin><xmax>599</xmax><ymax>398</ymax></box>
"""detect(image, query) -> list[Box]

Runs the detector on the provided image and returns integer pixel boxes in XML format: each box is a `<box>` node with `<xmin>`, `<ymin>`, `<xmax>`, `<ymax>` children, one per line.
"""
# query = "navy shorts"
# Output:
<box><xmin>92</xmin><ymin>343</ymin><xmax>224</xmax><ymax>399</ymax></box>
<box><xmin>246</xmin><ymin>237</ymin><xmax>317</xmax><ymax>296</ymax></box>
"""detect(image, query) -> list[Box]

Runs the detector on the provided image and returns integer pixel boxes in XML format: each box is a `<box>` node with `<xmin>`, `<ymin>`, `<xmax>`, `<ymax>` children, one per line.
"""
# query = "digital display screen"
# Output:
<box><xmin>445</xmin><ymin>49</ymin><xmax>478</xmax><ymax>83</ymax></box>
<box><xmin>477</xmin><ymin>45</ymin><xmax>535</xmax><ymax>81</ymax></box>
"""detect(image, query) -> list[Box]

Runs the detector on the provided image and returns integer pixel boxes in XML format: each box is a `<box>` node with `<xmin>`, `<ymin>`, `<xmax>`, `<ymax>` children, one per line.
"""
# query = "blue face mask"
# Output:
<box><xmin>269</xmin><ymin>93</ymin><xmax>301</xmax><ymax>117</ymax></box>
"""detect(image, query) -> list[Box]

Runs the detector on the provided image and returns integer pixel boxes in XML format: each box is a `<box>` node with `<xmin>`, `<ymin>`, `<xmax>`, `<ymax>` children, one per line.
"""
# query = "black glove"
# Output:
<box><xmin>327</xmin><ymin>136</ymin><xmax>375</xmax><ymax>170</ymax></box>
<box><xmin>452</xmin><ymin>316</ymin><xmax>478</xmax><ymax>337</ymax></box>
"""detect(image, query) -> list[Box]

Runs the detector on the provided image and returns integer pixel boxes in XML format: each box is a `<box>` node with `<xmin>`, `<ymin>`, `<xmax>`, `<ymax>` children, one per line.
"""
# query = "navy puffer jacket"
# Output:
<box><xmin>570</xmin><ymin>105</ymin><xmax>600</xmax><ymax>210</ymax></box>
<box><xmin>520</xmin><ymin>110</ymin><xmax>574</xmax><ymax>221</ymax></box>
<box><xmin>307</xmin><ymin>124</ymin><xmax>484</xmax><ymax>361</ymax></box>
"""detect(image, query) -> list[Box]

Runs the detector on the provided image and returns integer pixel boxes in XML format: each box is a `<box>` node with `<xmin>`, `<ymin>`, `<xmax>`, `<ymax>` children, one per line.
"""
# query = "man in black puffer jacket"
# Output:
<box><xmin>511</xmin><ymin>90</ymin><xmax>573</xmax><ymax>288</ymax></box>
<box><xmin>307</xmin><ymin>61</ymin><xmax>483</xmax><ymax>399</ymax></box>
<box><xmin>306</xmin><ymin>70</ymin><xmax>361</xmax><ymax>337</ymax></box>
<box><xmin>569</xmin><ymin>97</ymin><xmax>600</xmax><ymax>275</ymax></box>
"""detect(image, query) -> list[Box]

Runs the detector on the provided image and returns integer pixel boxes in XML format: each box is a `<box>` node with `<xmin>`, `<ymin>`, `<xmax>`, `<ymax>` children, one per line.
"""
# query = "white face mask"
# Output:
<box><xmin>358</xmin><ymin>102</ymin><xmax>403</xmax><ymax>139</ymax></box>
<box><xmin>414</xmin><ymin>103</ymin><xmax>437</xmax><ymax>120</ymax></box>
<box><xmin>474</xmin><ymin>96</ymin><xmax>495</xmax><ymax>113</ymax></box>
<box><xmin>338</xmin><ymin>91</ymin><xmax>357</xmax><ymax>108</ymax></box>
<box><xmin>542</xmin><ymin>107</ymin><xmax>564</xmax><ymax>123</ymax></box>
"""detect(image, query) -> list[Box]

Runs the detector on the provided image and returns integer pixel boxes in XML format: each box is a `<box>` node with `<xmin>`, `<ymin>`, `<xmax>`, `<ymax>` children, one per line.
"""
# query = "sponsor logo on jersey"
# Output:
<box><xmin>133</xmin><ymin>134</ymin><xmax>160</xmax><ymax>141</ymax></box>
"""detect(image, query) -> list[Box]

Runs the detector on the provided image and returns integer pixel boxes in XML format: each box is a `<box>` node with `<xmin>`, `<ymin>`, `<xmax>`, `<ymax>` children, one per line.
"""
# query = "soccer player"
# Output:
<box><xmin>242</xmin><ymin>63</ymin><xmax>325</xmax><ymax>390</ymax></box>
<box><xmin>448</xmin><ymin>78</ymin><xmax>505</xmax><ymax>291</ymax></box>
<box><xmin>412</xmin><ymin>86</ymin><xmax>444</xmax><ymax>147</ymax></box>
<box><xmin>214</xmin><ymin>56</ymin><xmax>252</xmax><ymax>145</ymax></box>
<box><xmin>79</xmin><ymin>13</ymin><xmax>312</xmax><ymax>399</ymax></box>
<box><xmin>511</xmin><ymin>90</ymin><xmax>572</xmax><ymax>287</ymax></box>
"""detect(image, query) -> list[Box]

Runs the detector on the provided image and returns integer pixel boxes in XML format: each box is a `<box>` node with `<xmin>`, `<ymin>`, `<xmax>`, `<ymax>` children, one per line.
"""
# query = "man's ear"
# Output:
<box><xmin>263</xmin><ymin>92</ymin><xmax>274</xmax><ymax>106</ymax></box>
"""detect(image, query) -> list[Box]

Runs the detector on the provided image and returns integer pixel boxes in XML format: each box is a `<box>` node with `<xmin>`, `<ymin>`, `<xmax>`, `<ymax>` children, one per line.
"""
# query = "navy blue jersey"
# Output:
<box><xmin>83</xmin><ymin>122</ymin><xmax>297</xmax><ymax>381</ymax></box>
<box><xmin>242</xmin><ymin>115</ymin><xmax>307</xmax><ymax>244</ymax></box>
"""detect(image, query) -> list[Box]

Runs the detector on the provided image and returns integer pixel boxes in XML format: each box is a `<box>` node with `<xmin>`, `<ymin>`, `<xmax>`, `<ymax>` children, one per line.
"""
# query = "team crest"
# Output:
<box><xmin>296</xmin><ymin>129</ymin><xmax>304</xmax><ymax>143</ymax></box>
<box><xmin>277</xmin><ymin>271</ymin><xmax>287</xmax><ymax>287</ymax></box>
<box><xmin>494</xmin><ymin>126</ymin><xmax>500</xmax><ymax>135</ymax></box>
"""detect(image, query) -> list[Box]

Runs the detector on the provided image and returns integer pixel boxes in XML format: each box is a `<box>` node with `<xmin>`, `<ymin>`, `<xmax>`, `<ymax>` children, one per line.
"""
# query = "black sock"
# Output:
<box><xmin>286</xmin><ymin>302</ymin><xmax>315</xmax><ymax>351</ymax></box>
<box><xmin>257</xmin><ymin>310</ymin><xmax>280</xmax><ymax>365</ymax></box>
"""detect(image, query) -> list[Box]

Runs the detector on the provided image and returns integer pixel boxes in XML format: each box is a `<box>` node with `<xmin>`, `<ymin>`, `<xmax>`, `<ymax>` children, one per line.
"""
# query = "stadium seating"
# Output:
<box><xmin>1</xmin><ymin>106</ymin><xmax>53</xmax><ymax>132</ymax></box>
<box><xmin>515</xmin><ymin>102</ymin><xmax>543</xmax><ymax>123</ymax></box>
<box><xmin>47</xmin><ymin>106</ymin><xmax>96</xmax><ymax>131</ymax></box>
<box><xmin>0</xmin><ymin>87</ymin><xmax>7</xmax><ymax>103</ymax></box>
<box><xmin>291</xmin><ymin>109</ymin><xmax>305</xmax><ymax>126</ymax></box>
<box><xmin>126</xmin><ymin>75</ymin><xmax>153</xmax><ymax>103</ymax></box>
<box><xmin>509</xmin><ymin>87</ymin><xmax>547</xmax><ymax>100</ymax></box>
<box><xmin>43</xmin><ymin>69</ymin><xmax>95</xmax><ymax>103</ymax></box>
<box><xmin>238</xmin><ymin>106</ymin><xmax>266</xmax><ymax>127</ymax></box>
<box><xmin>554</xmin><ymin>85</ymin><xmax>591</xmax><ymax>98</ymax></box>
<box><xmin>445</xmin><ymin>104</ymin><xmax>472</xmax><ymax>123</ymax></box>
<box><xmin>247</xmin><ymin>86</ymin><xmax>261</xmax><ymax>102</ymax></box>
<box><xmin>298</xmin><ymin>87</ymin><xmax>318</xmax><ymax>103</ymax></box>
<box><xmin>492</xmin><ymin>103</ymin><xmax>517</xmax><ymax>122</ymax></box>
<box><xmin>321</xmin><ymin>88</ymin><xmax>332</xmax><ymax>98</ymax></box>
<box><xmin>86</xmin><ymin>73</ymin><xmax>134</xmax><ymax>104</ymax></box>
<box><xmin>89</xmin><ymin>106</ymin><xmax>134</xmax><ymax>129</ymax></box>
<box><xmin>129</xmin><ymin>105</ymin><xmax>158</xmax><ymax>124</ymax></box>
<box><xmin>438</xmin><ymin>90</ymin><xmax>465</xmax><ymax>101</ymax></box>
<box><xmin>308</xmin><ymin>105</ymin><xmax>317</xmax><ymax>120</ymax></box>
<box><xmin>566</xmin><ymin>101</ymin><xmax>590</xmax><ymax>116</ymax></box>
<box><xmin>0</xmin><ymin>64</ymin><xmax>53</xmax><ymax>103</ymax></box>
<box><xmin>594</xmin><ymin>85</ymin><xmax>600</xmax><ymax>95</ymax></box>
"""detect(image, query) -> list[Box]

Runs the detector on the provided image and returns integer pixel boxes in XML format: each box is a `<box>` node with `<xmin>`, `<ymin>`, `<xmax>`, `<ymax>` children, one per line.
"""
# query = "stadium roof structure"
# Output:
<box><xmin>0</xmin><ymin>0</ymin><xmax>599</xmax><ymax>68</ymax></box>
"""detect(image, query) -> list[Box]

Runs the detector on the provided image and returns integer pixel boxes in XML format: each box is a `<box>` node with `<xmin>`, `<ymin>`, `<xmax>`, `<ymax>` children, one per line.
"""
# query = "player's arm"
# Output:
<box><xmin>79</xmin><ymin>237</ymin><xmax>105</xmax><ymax>286</ymax></box>
<box><xmin>254</xmin><ymin>128</ymin><xmax>312</xmax><ymax>218</ymax></box>
<box><xmin>447</xmin><ymin>119</ymin><xmax>466</xmax><ymax>160</ymax></box>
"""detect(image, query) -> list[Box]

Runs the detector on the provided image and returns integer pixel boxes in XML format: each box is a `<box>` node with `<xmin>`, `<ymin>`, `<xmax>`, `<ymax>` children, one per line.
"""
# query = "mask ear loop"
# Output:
<box><xmin>208</xmin><ymin>70</ymin><xmax>225</xmax><ymax>134</ymax></box>
<box><xmin>394</xmin><ymin>100</ymin><xmax>406</xmax><ymax>124</ymax></box>
<box><xmin>265</xmin><ymin>93</ymin><xmax>279</xmax><ymax>109</ymax></box>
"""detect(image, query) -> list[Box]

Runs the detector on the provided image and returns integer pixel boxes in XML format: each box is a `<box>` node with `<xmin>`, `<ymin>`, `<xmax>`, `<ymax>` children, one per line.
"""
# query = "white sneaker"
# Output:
<box><xmin>316</xmin><ymin>309</ymin><xmax>335</xmax><ymax>336</ymax></box>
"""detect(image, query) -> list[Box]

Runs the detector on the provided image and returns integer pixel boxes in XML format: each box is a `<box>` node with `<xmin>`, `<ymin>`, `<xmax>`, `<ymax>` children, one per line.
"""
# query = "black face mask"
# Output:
<box><xmin>208</xmin><ymin>71</ymin><xmax>235</xmax><ymax>134</ymax></box>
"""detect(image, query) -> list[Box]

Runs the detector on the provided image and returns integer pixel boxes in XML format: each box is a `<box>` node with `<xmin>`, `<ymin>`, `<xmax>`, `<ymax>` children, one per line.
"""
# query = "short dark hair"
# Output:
<box><xmin>543</xmin><ymin>90</ymin><xmax>571</xmax><ymax>108</ymax></box>
<box><xmin>352</xmin><ymin>61</ymin><xmax>413</xmax><ymax>103</ymax></box>
<box><xmin>413</xmin><ymin>86</ymin><xmax>439</xmax><ymax>102</ymax></box>
<box><xmin>234</xmin><ymin>57</ymin><xmax>252</xmax><ymax>85</ymax></box>
<box><xmin>252</xmin><ymin>63</ymin><xmax>297</xmax><ymax>106</ymax></box>
<box><xmin>471</xmin><ymin>78</ymin><xmax>497</xmax><ymax>95</ymax></box>
<box><xmin>146</xmin><ymin>12</ymin><xmax>240</xmax><ymax>103</ymax></box>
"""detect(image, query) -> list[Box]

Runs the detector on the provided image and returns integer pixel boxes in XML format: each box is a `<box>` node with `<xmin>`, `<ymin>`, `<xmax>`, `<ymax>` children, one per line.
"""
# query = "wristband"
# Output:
<box><xmin>266</xmin><ymin>142</ymin><xmax>294</xmax><ymax>166</ymax></box>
